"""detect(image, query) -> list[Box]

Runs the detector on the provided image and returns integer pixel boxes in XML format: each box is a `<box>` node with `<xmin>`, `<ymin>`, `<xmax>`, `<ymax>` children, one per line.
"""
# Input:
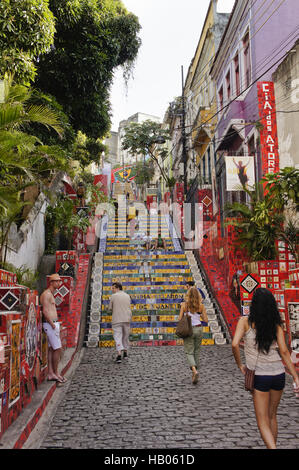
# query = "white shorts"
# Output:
<box><xmin>43</xmin><ymin>322</ymin><xmax>62</xmax><ymax>350</ymax></box>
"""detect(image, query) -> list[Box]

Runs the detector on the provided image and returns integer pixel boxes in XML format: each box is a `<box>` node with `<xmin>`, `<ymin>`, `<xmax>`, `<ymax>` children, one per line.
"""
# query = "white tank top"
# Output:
<box><xmin>186</xmin><ymin>311</ymin><xmax>202</xmax><ymax>326</ymax></box>
<box><xmin>244</xmin><ymin>327</ymin><xmax>284</xmax><ymax>376</ymax></box>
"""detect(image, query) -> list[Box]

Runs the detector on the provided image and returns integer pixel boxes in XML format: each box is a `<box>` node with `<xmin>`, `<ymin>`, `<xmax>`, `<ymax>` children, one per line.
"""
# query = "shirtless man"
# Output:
<box><xmin>40</xmin><ymin>273</ymin><xmax>66</xmax><ymax>383</ymax></box>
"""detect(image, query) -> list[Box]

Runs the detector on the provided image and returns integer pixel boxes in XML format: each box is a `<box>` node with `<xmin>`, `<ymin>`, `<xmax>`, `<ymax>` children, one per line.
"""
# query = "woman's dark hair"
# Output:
<box><xmin>248</xmin><ymin>288</ymin><xmax>283</xmax><ymax>353</ymax></box>
<box><xmin>186</xmin><ymin>281</ymin><xmax>195</xmax><ymax>287</ymax></box>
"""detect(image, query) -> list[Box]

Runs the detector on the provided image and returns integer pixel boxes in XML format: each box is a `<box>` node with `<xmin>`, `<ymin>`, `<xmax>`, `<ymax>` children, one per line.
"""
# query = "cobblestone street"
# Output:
<box><xmin>26</xmin><ymin>345</ymin><xmax>299</xmax><ymax>450</ymax></box>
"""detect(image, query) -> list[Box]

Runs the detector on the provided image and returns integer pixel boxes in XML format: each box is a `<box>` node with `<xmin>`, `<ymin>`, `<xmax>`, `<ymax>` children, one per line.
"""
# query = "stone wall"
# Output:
<box><xmin>6</xmin><ymin>194</ymin><xmax>47</xmax><ymax>272</ymax></box>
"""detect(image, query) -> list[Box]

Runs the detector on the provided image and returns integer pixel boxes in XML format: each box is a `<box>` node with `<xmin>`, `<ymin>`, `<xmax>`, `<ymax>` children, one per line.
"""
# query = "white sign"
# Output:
<box><xmin>225</xmin><ymin>156</ymin><xmax>255</xmax><ymax>191</ymax></box>
<box><xmin>0</xmin><ymin>339</ymin><xmax>4</xmax><ymax>364</ymax></box>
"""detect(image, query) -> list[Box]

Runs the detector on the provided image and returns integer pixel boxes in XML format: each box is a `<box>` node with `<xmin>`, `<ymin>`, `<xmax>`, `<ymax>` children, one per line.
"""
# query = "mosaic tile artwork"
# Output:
<box><xmin>198</xmin><ymin>189</ymin><xmax>213</xmax><ymax>221</ymax></box>
<box><xmin>56</xmin><ymin>251</ymin><xmax>78</xmax><ymax>277</ymax></box>
<box><xmin>0</xmin><ymin>287</ymin><xmax>27</xmax><ymax>312</ymax></box>
<box><xmin>46</xmin><ymin>276</ymin><xmax>73</xmax><ymax>309</ymax></box>
<box><xmin>1</xmin><ymin>291</ymin><xmax>18</xmax><ymax>311</ymax></box>
<box><xmin>86</xmin><ymin>212</ymin><xmax>217</xmax><ymax>348</ymax></box>
<box><xmin>0</xmin><ymin>285</ymin><xmax>48</xmax><ymax>440</ymax></box>
<box><xmin>240</xmin><ymin>274</ymin><xmax>259</xmax><ymax>294</ymax></box>
<box><xmin>0</xmin><ymin>269</ymin><xmax>17</xmax><ymax>286</ymax></box>
<box><xmin>58</xmin><ymin>262</ymin><xmax>75</xmax><ymax>277</ymax></box>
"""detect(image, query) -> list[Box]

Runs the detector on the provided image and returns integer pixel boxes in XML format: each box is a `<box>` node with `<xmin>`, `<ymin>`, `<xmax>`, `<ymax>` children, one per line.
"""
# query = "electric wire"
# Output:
<box><xmin>139</xmin><ymin>1</ymin><xmax>298</xmax><ymax>175</ymax></box>
<box><xmin>184</xmin><ymin>31</ymin><xmax>299</xmax><ymax>137</ymax></box>
<box><xmin>185</xmin><ymin>0</ymin><xmax>291</xmax><ymax>106</ymax></box>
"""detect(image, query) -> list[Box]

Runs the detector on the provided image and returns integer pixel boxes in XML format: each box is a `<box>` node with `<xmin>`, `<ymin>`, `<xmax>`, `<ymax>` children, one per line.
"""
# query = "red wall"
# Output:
<box><xmin>0</xmin><ymin>281</ymin><xmax>49</xmax><ymax>438</ymax></box>
<box><xmin>0</xmin><ymin>251</ymin><xmax>91</xmax><ymax>439</ymax></box>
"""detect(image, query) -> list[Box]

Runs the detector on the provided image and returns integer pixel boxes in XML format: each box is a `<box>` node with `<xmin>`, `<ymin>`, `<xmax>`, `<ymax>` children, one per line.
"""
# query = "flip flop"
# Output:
<box><xmin>57</xmin><ymin>376</ymin><xmax>67</xmax><ymax>383</ymax></box>
<box><xmin>47</xmin><ymin>377</ymin><xmax>66</xmax><ymax>384</ymax></box>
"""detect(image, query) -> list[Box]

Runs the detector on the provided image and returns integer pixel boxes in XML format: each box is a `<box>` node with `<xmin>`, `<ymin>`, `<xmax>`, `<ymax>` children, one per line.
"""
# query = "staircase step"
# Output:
<box><xmin>85</xmin><ymin>212</ymin><xmax>228</xmax><ymax>347</ymax></box>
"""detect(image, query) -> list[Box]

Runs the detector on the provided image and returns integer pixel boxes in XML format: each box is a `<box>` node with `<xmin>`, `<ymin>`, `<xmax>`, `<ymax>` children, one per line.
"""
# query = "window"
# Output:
<box><xmin>243</xmin><ymin>31</ymin><xmax>251</xmax><ymax>89</ymax></box>
<box><xmin>218</xmin><ymin>86</ymin><xmax>223</xmax><ymax>110</ymax></box>
<box><xmin>234</xmin><ymin>53</ymin><xmax>240</xmax><ymax>96</ymax></box>
<box><xmin>226</xmin><ymin>71</ymin><xmax>231</xmax><ymax>101</ymax></box>
<box><xmin>248</xmin><ymin>136</ymin><xmax>255</xmax><ymax>155</ymax></box>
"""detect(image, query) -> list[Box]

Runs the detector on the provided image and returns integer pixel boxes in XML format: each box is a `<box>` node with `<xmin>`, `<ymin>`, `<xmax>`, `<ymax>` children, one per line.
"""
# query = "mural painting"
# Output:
<box><xmin>25</xmin><ymin>302</ymin><xmax>37</xmax><ymax>371</ymax></box>
<box><xmin>9</xmin><ymin>321</ymin><xmax>21</xmax><ymax>407</ymax></box>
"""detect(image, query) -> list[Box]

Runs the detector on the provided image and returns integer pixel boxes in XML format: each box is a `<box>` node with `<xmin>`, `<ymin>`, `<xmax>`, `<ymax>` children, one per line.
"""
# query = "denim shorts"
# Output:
<box><xmin>254</xmin><ymin>373</ymin><xmax>285</xmax><ymax>392</ymax></box>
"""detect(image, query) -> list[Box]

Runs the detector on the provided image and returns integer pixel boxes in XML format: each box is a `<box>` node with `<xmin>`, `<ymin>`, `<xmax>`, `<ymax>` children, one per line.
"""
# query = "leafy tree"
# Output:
<box><xmin>44</xmin><ymin>194</ymin><xmax>87</xmax><ymax>252</ymax></box>
<box><xmin>0</xmin><ymin>79</ymin><xmax>65</xmax><ymax>212</ymax></box>
<box><xmin>26</xmin><ymin>92</ymin><xmax>108</xmax><ymax>167</ymax></box>
<box><xmin>132</xmin><ymin>160</ymin><xmax>155</xmax><ymax>186</ymax></box>
<box><xmin>0</xmin><ymin>78</ymin><xmax>67</xmax><ymax>265</ymax></box>
<box><xmin>121</xmin><ymin>120</ymin><xmax>171</xmax><ymax>185</ymax></box>
<box><xmin>35</xmin><ymin>0</ymin><xmax>141</xmax><ymax>139</ymax></box>
<box><xmin>45</xmin><ymin>184</ymin><xmax>109</xmax><ymax>253</ymax></box>
<box><xmin>72</xmin><ymin>131</ymin><xmax>107</xmax><ymax>169</ymax></box>
<box><xmin>84</xmin><ymin>182</ymin><xmax>110</xmax><ymax>209</ymax></box>
<box><xmin>26</xmin><ymin>89</ymin><xmax>76</xmax><ymax>152</ymax></box>
<box><xmin>0</xmin><ymin>0</ymin><xmax>55</xmax><ymax>84</ymax></box>
<box><xmin>130</xmin><ymin>159</ymin><xmax>155</xmax><ymax>200</ymax></box>
<box><xmin>262</xmin><ymin>167</ymin><xmax>299</xmax><ymax>210</ymax></box>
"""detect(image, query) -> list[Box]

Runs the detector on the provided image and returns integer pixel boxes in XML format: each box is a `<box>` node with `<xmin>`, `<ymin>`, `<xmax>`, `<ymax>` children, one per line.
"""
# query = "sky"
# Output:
<box><xmin>110</xmin><ymin>0</ymin><xmax>235</xmax><ymax>132</ymax></box>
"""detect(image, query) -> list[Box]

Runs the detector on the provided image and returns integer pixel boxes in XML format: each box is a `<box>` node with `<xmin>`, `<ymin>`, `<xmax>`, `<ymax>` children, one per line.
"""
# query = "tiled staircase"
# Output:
<box><xmin>85</xmin><ymin>210</ymin><xmax>228</xmax><ymax>347</ymax></box>
<box><xmin>186</xmin><ymin>251</ymin><xmax>229</xmax><ymax>345</ymax></box>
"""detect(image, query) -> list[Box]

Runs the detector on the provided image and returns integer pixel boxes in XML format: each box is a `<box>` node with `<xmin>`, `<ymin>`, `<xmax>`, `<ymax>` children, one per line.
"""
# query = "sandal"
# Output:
<box><xmin>192</xmin><ymin>371</ymin><xmax>199</xmax><ymax>384</ymax></box>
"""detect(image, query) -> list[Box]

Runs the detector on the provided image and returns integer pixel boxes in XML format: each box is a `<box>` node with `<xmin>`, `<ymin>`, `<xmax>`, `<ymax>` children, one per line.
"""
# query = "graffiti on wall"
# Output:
<box><xmin>25</xmin><ymin>302</ymin><xmax>37</xmax><ymax>371</ymax></box>
<box><xmin>9</xmin><ymin>321</ymin><xmax>21</xmax><ymax>406</ymax></box>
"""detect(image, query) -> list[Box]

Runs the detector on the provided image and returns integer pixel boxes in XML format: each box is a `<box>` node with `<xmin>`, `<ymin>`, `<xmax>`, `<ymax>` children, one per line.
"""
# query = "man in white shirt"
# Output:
<box><xmin>108</xmin><ymin>282</ymin><xmax>132</xmax><ymax>363</ymax></box>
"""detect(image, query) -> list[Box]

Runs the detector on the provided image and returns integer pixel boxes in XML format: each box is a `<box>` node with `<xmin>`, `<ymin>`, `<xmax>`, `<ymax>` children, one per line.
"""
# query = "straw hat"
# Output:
<box><xmin>48</xmin><ymin>273</ymin><xmax>62</xmax><ymax>282</ymax></box>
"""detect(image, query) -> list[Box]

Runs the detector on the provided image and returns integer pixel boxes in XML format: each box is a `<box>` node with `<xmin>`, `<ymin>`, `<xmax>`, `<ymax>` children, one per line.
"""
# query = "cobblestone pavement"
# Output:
<box><xmin>33</xmin><ymin>345</ymin><xmax>298</xmax><ymax>450</ymax></box>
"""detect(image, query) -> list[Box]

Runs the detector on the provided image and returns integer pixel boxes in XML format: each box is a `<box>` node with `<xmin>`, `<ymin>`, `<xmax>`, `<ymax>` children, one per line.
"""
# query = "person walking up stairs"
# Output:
<box><xmin>85</xmin><ymin>207</ymin><xmax>227</xmax><ymax>348</ymax></box>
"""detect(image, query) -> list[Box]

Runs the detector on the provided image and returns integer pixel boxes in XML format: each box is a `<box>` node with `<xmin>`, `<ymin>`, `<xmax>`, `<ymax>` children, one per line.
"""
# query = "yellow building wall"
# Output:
<box><xmin>185</xmin><ymin>1</ymin><xmax>218</xmax><ymax>164</ymax></box>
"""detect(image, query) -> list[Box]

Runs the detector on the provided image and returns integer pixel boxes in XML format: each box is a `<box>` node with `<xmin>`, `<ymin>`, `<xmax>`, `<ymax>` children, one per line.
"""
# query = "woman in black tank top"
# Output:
<box><xmin>232</xmin><ymin>288</ymin><xmax>299</xmax><ymax>449</ymax></box>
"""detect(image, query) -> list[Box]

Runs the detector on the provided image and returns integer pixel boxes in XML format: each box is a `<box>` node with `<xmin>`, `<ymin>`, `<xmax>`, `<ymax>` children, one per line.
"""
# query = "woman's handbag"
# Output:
<box><xmin>244</xmin><ymin>352</ymin><xmax>259</xmax><ymax>392</ymax></box>
<box><xmin>244</xmin><ymin>366</ymin><xmax>255</xmax><ymax>392</ymax></box>
<box><xmin>176</xmin><ymin>313</ymin><xmax>192</xmax><ymax>338</ymax></box>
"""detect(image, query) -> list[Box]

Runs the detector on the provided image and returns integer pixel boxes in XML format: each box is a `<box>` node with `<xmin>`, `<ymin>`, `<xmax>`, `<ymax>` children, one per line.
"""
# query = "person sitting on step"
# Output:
<box><xmin>152</xmin><ymin>231</ymin><xmax>167</xmax><ymax>251</ymax></box>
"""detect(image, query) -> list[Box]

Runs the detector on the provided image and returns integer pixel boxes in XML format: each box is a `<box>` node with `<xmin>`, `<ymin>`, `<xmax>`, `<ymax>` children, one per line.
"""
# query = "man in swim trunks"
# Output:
<box><xmin>40</xmin><ymin>273</ymin><xmax>66</xmax><ymax>384</ymax></box>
